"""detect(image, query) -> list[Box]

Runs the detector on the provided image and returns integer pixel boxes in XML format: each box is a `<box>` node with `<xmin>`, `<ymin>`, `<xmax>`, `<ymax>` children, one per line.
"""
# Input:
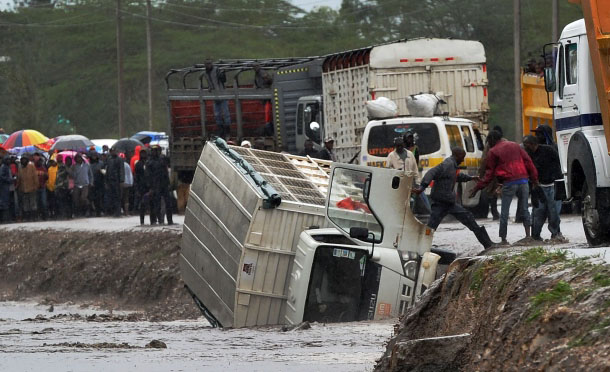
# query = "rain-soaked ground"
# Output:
<box><xmin>0</xmin><ymin>302</ymin><xmax>394</xmax><ymax>372</ymax></box>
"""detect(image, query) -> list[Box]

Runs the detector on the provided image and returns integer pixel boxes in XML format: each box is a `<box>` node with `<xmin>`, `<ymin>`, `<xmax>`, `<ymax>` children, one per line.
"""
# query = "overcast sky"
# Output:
<box><xmin>291</xmin><ymin>0</ymin><xmax>342</xmax><ymax>11</ymax></box>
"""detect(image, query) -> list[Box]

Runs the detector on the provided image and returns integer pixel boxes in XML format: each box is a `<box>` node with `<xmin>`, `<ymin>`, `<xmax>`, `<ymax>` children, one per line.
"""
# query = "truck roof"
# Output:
<box><xmin>561</xmin><ymin>19</ymin><xmax>585</xmax><ymax>39</ymax></box>
<box><xmin>367</xmin><ymin>116</ymin><xmax>475</xmax><ymax>126</ymax></box>
<box><xmin>369</xmin><ymin>38</ymin><xmax>486</xmax><ymax>69</ymax></box>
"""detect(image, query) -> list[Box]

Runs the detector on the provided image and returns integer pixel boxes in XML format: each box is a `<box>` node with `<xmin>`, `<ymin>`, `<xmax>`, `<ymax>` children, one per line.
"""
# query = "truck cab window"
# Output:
<box><xmin>460</xmin><ymin>126</ymin><xmax>475</xmax><ymax>152</ymax></box>
<box><xmin>558</xmin><ymin>44</ymin><xmax>565</xmax><ymax>99</ymax></box>
<box><xmin>446</xmin><ymin>125</ymin><xmax>463</xmax><ymax>149</ymax></box>
<box><xmin>565</xmin><ymin>43</ymin><xmax>578</xmax><ymax>85</ymax></box>
<box><xmin>305</xmin><ymin>103</ymin><xmax>321</xmax><ymax>144</ymax></box>
<box><xmin>327</xmin><ymin>167</ymin><xmax>382</xmax><ymax>243</ymax></box>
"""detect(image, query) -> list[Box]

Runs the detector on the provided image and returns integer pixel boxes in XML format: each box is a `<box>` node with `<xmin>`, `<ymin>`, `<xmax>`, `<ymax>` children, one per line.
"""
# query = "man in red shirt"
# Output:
<box><xmin>471</xmin><ymin>130</ymin><xmax>538</xmax><ymax>245</ymax></box>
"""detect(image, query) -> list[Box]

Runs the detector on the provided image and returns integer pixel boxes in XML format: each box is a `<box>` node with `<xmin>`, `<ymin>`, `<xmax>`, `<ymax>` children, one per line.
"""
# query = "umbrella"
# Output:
<box><xmin>131</xmin><ymin>131</ymin><xmax>167</xmax><ymax>145</ymax></box>
<box><xmin>56</xmin><ymin>150</ymin><xmax>89</xmax><ymax>164</ymax></box>
<box><xmin>51</xmin><ymin>134</ymin><xmax>94</xmax><ymax>151</ymax></box>
<box><xmin>7</xmin><ymin>145</ymin><xmax>42</xmax><ymax>156</ymax></box>
<box><xmin>91</xmin><ymin>139</ymin><xmax>117</xmax><ymax>152</ymax></box>
<box><xmin>0</xmin><ymin>134</ymin><xmax>8</xmax><ymax>144</ymax></box>
<box><xmin>3</xmin><ymin>129</ymin><xmax>49</xmax><ymax>149</ymax></box>
<box><xmin>112</xmin><ymin>138</ymin><xmax>144</xmax><ymax>155</ymax></box>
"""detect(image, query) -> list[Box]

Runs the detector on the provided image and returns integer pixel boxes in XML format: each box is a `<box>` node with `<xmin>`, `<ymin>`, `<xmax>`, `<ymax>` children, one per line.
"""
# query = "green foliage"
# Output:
<box><xmin>0</xmin><ymin>0</ymin><xmax>584</xmax><ymax>140</ymax></box>
<box><xmin>528</xmin><ymin>280</ymin><xmax>572</xmax><ymax>321</ymax></box>
<box><xmin>469</xmin><ymin>262</ymin><xmax>486</xmax><ymax>292</ymax></box>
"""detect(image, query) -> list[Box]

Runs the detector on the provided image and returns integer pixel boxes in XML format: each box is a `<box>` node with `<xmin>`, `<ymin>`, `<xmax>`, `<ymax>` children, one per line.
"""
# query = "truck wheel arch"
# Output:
<box><xmin>567</xmin><ymin>132</ymin><xmax>597</xmax><ymax>206</ymax></box>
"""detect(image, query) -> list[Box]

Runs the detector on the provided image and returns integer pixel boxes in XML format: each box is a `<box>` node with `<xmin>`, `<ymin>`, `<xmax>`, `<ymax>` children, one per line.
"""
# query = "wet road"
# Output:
<box><xmin>0</xmin><ymin>302</ymin><xmax>394</xmax><ymax>372</ymax></box>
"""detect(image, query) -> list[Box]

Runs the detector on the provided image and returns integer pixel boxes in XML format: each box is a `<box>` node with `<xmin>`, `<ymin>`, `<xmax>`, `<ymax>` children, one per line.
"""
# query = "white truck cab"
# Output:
<box><xmin>543</xmin><ymin>17</ymin><xmax>610</xmax><ymax>245</ymax></box>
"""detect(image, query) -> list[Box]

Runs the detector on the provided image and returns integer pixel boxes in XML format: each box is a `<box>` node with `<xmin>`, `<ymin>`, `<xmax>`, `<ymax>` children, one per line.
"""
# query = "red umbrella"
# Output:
<box><xmin>3</xmin><ymin>129</ymin><xmax>49</xmax><ymax>149</ymax></box>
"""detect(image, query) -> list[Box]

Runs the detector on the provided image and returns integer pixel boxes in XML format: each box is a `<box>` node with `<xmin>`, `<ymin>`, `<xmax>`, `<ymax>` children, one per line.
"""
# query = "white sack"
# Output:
<box><xmin>406</xmin><ymin>93</ymin><xmax>445</xmax><ymax>117</ymax></box>
<box><xmin>366</xmin><ymin>97</ymin><xmax>398</xmax><ymax>119</ymax></box>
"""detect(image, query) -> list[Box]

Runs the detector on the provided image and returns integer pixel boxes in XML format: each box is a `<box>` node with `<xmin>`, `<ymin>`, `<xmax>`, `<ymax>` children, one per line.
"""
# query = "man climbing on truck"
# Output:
<box><xmin>204</xmin><ymin>59</ymin><xmax>231</xmax><ymax>139</ymax></box>
<box><xmin>413</xmin><ymin>147</ymin><xmax>494</xmax><ymax>251</ymax></box>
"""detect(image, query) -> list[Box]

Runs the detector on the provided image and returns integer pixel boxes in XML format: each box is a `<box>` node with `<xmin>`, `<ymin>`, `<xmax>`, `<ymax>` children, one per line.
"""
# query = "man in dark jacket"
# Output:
<box><xmin>471</xmin><ymin>130</ymin><xmax>539</xmax><ymax>245</ymax></box>
<box><xmin>134</xmin><ymin>149</ymin><xmax>152</xmax><ymax>225</ymax></box>
<box><xmin>146</xmin><ymin>146</ymin><xmax>173</xmax><ymax>225</ymax></box>
<box><xmin>0</xmin><ymin>156</ymin><xmax>13</xmax><ymax>223</ymax></box>
<box><xmin>413</xmin><ymin>147</ymin><xmax>494</xmax><ymax>250</ymax></box>
<box><xmin>105</xmin><ymin>148</ymin><xmax>125</xmax><ymax>217</ymax></box>
<box><xmin>89</xmin><ymin>152</ymin><xmax>105</xmax><ymax>216</ymax></box>
<box><xmin>523</xmin><ymin>135</ymin><xmax>566</xmax><ymax>243</ymax></box>
<box><xmin>318</xmin><ymin>136</ymin><xmax>337</xmax><ymax>162</ymax></box>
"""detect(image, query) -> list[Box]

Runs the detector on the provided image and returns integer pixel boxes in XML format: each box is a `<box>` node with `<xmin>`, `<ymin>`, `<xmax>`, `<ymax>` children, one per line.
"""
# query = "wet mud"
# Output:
<box><xmin>0</xmin><ymin>229</ymin><xmax>199</xmax><ymax>321</ymax></box>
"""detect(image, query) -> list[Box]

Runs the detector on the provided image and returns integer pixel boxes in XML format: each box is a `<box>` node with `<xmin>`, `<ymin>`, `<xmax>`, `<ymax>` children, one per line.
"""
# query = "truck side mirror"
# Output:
<box><xmin>543</xmin><ymin>67</ymin><xmax>556</xmax><ymax>92</ymax></box>
<box><xmin>310</xmin><ymin>121</ymin><xmax>320</xmax><ymax>131</ymax></box>
<box><xmin>349</xmin><ymin>227</ymin><xmax>369</xmax><ymax>240</ymax></box>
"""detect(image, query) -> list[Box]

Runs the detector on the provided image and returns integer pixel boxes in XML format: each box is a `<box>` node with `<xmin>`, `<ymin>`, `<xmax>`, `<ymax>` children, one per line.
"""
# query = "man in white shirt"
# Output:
<box><xmin>387</xmin><ymin>137</ymin><xmax>420</xmax><ymax>183</ymax></box>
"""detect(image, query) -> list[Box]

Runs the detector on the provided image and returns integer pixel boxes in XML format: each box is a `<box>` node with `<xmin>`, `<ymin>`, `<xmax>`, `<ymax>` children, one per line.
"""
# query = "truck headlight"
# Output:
<box><xmin>404</xmin><ymin>261</ymin><xmax>417</xmax><ymax>280</ymax></box>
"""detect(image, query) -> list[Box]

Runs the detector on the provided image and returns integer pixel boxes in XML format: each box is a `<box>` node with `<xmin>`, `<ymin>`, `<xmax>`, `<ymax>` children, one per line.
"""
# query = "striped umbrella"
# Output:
<box><xmin>3</xmin><ymin>129</ymin><xmax>49</xmax><ymax>149</ymax></box>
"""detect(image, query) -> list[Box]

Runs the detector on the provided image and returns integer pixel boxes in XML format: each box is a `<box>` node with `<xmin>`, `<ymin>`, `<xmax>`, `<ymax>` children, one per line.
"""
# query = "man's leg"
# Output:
<box><xmin>213</xmin><ymin>101</ymin><xmax>224</xmax><ymax>137</ymax></box>
<box><xmin>517</xmin><ymin>183</ymin><xmax>532</xmax><ymax>238</ymax></box>
<box><xmin>532</xmin><ymin>198</ymin><xmax>546</xmax><ymax>240</ymax></box>
<box><xmin>449</xmin><ymin>203</ymin><xmax>494</xmax><ymax>249</ymax></box>
<box><xmin>426</xmin><ymin>202</ymin><xmax>450</xmax><ymax>230</ymax></box>
<box><xmin>499</xmin><ymin>184</ymin><xmax>517</xmax><ymax>242</ymax></box>
<box><xmin>162</xmin><ymin>190</ymin><xmax>173</xmax><ymax>224</ymax></box>
<box><xmin>543</xmin><ymin>186</ymin><xmax>560</xmax><ymax>237</ymax></box>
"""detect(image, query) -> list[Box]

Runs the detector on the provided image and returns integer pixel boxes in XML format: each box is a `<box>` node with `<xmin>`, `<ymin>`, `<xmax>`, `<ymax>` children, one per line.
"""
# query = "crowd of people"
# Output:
<box><xmin>0</xmin><ymin>145</ymin><xmax>174</xmax><ymax>225</ymax></box>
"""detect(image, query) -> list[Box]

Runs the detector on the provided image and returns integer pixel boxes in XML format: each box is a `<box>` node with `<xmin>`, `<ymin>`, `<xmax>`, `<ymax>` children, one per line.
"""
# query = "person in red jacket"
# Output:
<box><xmin>471</xmin><ymin>130</ymin><xmax>539</xmax><ymax>245</ymax></box>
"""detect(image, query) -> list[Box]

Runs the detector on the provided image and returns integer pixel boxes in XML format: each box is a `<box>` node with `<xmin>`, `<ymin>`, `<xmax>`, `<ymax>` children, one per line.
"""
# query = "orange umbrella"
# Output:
<box><xmin>3</xmin><ymin>129</ymin><xmax>49</xmax><ymax>149</ymax></box>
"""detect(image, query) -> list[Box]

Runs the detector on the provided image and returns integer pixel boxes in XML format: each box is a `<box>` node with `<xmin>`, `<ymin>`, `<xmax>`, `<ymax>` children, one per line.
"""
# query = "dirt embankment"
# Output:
<box><xmin>0</xmin><ymin>229</ymin><xmax>200</xmax><ymax>321</ymax></box>
<box><xmin>375</xmin><ymin>248</ymin><xmax>610</xmax><ymax>371</ymax></box>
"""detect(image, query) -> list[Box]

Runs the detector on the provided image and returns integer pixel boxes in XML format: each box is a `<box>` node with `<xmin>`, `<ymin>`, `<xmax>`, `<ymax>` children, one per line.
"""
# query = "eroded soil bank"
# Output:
<box><xmin>375</xmin><ymin>248</ymin><xmax>610</xmax><ymax>371</ymax></box>
<box><xmin>0</xmin><ymin>229</ymin><xmax>200</xmax><ymax>321</ymax></box>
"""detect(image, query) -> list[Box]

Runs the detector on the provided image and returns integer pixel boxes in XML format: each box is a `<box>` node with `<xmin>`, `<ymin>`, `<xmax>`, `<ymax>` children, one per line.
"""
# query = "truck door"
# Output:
<box><xmin>458</xmin><ymin>125</ymin><xmax>480</xmax><ymax>207</ymax></box>
<box><xmin>556</xmin><ymin>40</ymin><xmax>581</xmax><ymax>125</ymax></box>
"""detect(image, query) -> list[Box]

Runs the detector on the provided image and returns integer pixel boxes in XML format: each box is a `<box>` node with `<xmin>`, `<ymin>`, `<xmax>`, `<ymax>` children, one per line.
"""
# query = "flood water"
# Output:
<box><xmin>0</xmin><ymin>302</ymin><xmax>393</xmax><ymax>372</ymax></box>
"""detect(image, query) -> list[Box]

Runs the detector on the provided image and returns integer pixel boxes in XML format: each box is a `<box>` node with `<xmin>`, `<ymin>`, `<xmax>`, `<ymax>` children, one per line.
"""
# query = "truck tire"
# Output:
<box><xmin>582</xmin><ymin>182</ymin><xmax>609</xmax><ymax>246</ymax></box>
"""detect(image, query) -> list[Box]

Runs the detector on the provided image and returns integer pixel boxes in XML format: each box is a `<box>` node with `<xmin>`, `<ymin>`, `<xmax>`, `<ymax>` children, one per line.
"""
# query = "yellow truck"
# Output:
<box><xmin>521</xmin><ymin>72</ymin><xmax>554</xmax><ymax>136</ymax></box>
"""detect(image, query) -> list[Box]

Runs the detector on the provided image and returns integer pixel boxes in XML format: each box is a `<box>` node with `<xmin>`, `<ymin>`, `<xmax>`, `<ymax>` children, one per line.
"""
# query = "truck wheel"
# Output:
<box><xmin>582</xmin><ymin>182</ymin><xmax>608</xmax><ymax>246</ymax></box>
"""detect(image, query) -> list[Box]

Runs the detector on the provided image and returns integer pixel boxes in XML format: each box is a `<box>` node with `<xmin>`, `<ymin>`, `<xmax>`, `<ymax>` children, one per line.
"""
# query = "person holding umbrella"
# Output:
<box><xmin>17</xmin><ymin>155</ymin><xmax>39</xmax><ymax>221</ymax></box>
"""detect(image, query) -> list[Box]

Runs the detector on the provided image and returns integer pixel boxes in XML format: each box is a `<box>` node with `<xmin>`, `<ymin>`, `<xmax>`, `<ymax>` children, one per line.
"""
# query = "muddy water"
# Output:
<box><xmin>0</xmin><ymin>302</ymin><xmax>393</xmax><ymax>372</ymax></box>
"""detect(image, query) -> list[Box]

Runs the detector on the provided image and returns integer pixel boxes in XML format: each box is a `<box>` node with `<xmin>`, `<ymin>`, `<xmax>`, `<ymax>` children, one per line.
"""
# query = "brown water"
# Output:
<box><xmin>0</xmin><ymin>302</ymin><xmax>393</xmax><ymax>372</ymax></box>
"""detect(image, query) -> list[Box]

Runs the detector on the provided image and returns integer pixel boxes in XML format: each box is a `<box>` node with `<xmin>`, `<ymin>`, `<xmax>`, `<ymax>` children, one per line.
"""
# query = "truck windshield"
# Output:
<box><xmin>327</xmin><ymin>167</ymin><xmax>382</xmax><ymax>243</ymax></box>
<box><xmin>304</xmin><ymin>246</ymin><xmax>380</xmax><ymax>323</ymax></box>
<box><xmin>367</xmin><ymin>122</ymin><xmax>440</xmax><ymax>157</ymax></box>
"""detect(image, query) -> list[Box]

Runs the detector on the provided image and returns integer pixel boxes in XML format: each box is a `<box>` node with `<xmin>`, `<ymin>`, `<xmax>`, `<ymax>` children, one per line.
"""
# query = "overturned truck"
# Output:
<box><xmin>180</xmin><ymin>139</ymin><xmax>446</xmax><ymax>328</ymax></box>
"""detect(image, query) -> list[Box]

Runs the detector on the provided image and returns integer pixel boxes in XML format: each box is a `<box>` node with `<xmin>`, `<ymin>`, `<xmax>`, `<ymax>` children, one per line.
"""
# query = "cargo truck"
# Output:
<box><xmin>180</xmin><ymin>138</ymin><xmax>450</xmax><ymax>328</ymax></box>
<box><xmin>166</xmin><ymin>38</ymin><xmax>489</xmax><ymax>179</ymax></box>
<box><xmin>541</xmin><ymin>0</ymin><xmax>610</xmax><ymax>245</ymax></box>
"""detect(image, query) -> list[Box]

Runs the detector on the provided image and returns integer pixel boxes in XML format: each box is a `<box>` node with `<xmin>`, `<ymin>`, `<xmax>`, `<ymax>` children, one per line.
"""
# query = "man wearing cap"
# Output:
<box><xmin>241</xmin><ymin>140</ymin><xmax>252</xmax><ymax>148</ymax></box>
<box><xmin>319</xmin><ymin>136</ymin><xmax>337</xmax><ymax>162</ymax></box>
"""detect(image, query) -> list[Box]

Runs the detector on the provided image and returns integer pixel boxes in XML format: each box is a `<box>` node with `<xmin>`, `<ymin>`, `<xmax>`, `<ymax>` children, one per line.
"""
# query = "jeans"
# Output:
<box><xmin>500</xmin><ymin>183</ymin><xmax>530</xmax><ymax>239</ymax></box>
<box><xmin>532</xmin><ymin>185</ymin><xmax>560</xmax><ymax>238</ymax></box>
<box><xmin>37</xmin><ymin>188</ymin><xmax>47</xmax><ymax>219</ymax></box>
<box><xmin>427</xmin><ymin>201</ymin><xmax>479</xmax><ymax>232</ymax></box>
<box><xmin>214</xmin><ymin>100</ymin><xmax>231</xmax><ymax>138</ymax></box>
